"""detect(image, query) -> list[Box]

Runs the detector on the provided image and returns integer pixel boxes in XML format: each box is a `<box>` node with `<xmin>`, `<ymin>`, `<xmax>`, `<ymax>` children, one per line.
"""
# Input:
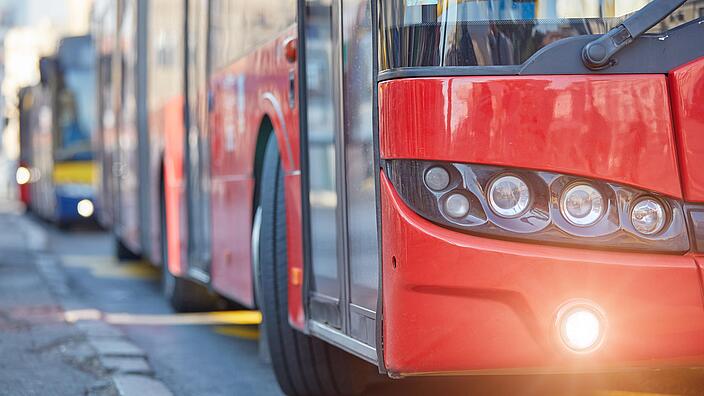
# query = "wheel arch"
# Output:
<box><xmin>252</xmin><ymin>116</ymin><xmax>274</xmax><ymax>214</ymax></box>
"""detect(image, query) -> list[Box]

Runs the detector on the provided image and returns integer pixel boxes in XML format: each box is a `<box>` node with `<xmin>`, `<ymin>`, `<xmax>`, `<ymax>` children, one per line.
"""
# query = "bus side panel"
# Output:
<box><xmin>209</xmin><ymin>27</ymin><xmax>302</xmax><ymax>314</ymax></box>
<box><xmin>669</xmin><ymin>57</ymin><xmax>704</xmax><ymax>203</ymax></box>
<box><xmin>379</xmin><ymin>75</ymin><xmax>683</xmax><ymax>199</ymax></box>
<box><xmin>163</xmin><ymin>95</ymin><xmax>186</xmax><ymax>276</ymax></box>
<box><xmin>284</xmin><ymin>173</ymin><xmax>304</xmax><ymax>329</ymax></box>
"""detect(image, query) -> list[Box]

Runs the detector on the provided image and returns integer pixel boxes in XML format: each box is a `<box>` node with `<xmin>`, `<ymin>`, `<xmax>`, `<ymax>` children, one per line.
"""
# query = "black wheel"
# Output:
<box><xmin>115</xmin><ymin>236</ymin><xmax>140</xmax><ymax>261</ymax></box>
<box><xmin>56</xmin><ymin>220</ymin><xmax>71</xmax><ymax>231</ymax></box>
<box><xmin>258</xmin><ymin>135</ymin><xmax>378</xmax><ymax>396</ymax></box>
<box><xmin>159</xmin><ymin>173</ymin><xmax>219</xmax><ymax>313</ymax></box>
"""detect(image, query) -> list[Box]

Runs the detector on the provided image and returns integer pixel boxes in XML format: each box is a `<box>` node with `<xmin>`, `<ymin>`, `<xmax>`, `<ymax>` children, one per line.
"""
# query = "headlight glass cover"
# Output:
<box><xmin>385</xmin><ymin>160</ymin><xmax>690</xmax><ymax>253</ymax></box>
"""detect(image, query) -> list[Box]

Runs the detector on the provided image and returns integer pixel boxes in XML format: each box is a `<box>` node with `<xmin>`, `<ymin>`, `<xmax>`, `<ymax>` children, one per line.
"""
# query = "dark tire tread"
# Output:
<box><xmin>115</xmin><ymin>237</ymin><xmax>139</xmax><ymax>261</ymax></box>
<box><xmin>258</xmin><ymin>136</ymin><xmax>376</xmax><ymax>396</ymax></box>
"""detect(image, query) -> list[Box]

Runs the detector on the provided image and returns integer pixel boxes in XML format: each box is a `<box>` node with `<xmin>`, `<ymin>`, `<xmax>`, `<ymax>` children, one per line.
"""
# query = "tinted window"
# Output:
<box><xmin>379</xmin><ymin>0</ymin><xmax>704</xmax><ymax>69</ymax></box>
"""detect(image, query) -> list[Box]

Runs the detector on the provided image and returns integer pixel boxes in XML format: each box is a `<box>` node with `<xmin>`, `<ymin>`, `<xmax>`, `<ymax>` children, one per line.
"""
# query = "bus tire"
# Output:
<box><xmin>115</xmin><ymin>237</ymin><xmax>139</xmax><ymax>261</ymax></box>
<box><xmin>258</xmin><ymin>135</ymin><xmax>377</xmax><ymax>396</ymax></box>
<box><xmin>160</xmin><ymin>177</ymin><xmax>219</xmax><ymax>313</ymax></box>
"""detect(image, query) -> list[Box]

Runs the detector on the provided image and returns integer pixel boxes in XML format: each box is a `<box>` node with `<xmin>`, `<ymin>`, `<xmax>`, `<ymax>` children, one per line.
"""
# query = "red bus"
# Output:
<box><xmin>93</xmin><ymin>0</ymin><xmax>704</xmax><ymax>394</ymax></box>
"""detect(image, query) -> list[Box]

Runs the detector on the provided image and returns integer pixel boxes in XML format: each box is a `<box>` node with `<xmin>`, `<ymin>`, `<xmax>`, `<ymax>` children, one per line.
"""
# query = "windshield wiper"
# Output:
<box><xmin>582</xmin><ymin>0</ymin><xmax>688</xmax><ymax>70</ymax></box>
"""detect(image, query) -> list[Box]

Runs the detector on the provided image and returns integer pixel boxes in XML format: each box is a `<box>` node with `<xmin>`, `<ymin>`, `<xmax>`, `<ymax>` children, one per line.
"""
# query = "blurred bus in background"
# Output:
<box><xmin>17</xmin><ymin>35</ymin><xmax>96</xmax><ymax>227</ymax></box>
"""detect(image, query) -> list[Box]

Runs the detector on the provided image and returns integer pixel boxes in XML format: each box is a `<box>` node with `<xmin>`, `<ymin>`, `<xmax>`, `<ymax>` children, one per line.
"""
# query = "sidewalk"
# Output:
<box><xmin>0</xmin><ymin>204</ymin><xmax>171</xmax><ymax>396</ymax></box>
<box><xmin>0</xmin><ymin>206</ymin><xmax>114</xmax><ymax>395</ymax></box>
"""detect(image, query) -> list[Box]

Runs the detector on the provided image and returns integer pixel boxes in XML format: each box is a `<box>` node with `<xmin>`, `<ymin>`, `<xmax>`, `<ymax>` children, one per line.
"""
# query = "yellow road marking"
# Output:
<box><xmin>213</xmin><ymin>325</ymin><xmax>260</xmax><ymax>340</ymax></box>
<box><xmin>105</xmin><ymin>310</ymin><xmax>262</xmax><ymax>326</ymax></box>
<box><xmin>64</xmin><ymin>309</ymin><xmax>262</xmax><ymax>326</ymax></box>
<box><xmin>594</xmin><ymin>391</ymin><xmax>680</xmax><ymax>396</ymax></box>
<box><xmin>61</xmin><ymin>255</ymin><xmax>159</xmax><ymax>280</ymax></box>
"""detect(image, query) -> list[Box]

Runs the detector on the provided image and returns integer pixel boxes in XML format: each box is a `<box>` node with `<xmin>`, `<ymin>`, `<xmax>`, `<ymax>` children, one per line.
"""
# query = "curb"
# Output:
<box><xmin>22</xmin><ymin>216</ymin><xmax>173</xmax><ymax>396</ymax></box>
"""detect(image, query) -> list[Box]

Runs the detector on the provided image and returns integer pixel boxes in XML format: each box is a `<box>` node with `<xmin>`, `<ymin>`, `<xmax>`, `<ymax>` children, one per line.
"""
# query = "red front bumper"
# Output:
<box><xmin>381</xmin><ymin>173</ymin><xmax>704</xmax><ymax>375</ymax></box>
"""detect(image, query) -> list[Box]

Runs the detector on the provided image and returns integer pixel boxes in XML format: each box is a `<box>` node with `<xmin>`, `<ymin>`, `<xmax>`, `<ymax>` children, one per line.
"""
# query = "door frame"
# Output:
<box><xmin>297</xmin><ymin>0</ymin><xmax>384</xmax><ymax>366</ymax></box>
<box><xmin>183</xmin><ymin>0</ymin><xmax>212</xmax><ymax>282</ymax></box>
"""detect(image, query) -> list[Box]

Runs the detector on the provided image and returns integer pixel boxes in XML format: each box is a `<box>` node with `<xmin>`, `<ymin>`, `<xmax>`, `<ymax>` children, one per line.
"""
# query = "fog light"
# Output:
<box><xmin>16</xmin><ymin>167</ymin><xmax>30</xmax><ymax>185</ymax></box>
<box><xmin>425</xmin><ymin>166</ymin><xmax>450</xmax><ymax>191</ymax></box>
<box><xmin>631</xmin><ymin>198</ymin><xmax>666</xmax><ymax>235</ymax></box>
<box><xmin>558</xmin><ymin>303</ymin><xmax>605</xmax><ymax>353</ymax></box>
<box><xmin>560</xmin><ymin>184</ymin><xmax>604</xmax><ymax>226</ymax></box>
<box><xmin>487</xmin><ymin>175</ymin><xmax>531</xmax><ymax>218</ymax></box>
<box><xmin>77</xmin><ymin>199</ymin><xmax>94</xmax><ymax>218</ymax></box>
<box><xmin>444</xmin><ymin>193</ymin><xmax>470</xmax><ymax>218</ymax></box>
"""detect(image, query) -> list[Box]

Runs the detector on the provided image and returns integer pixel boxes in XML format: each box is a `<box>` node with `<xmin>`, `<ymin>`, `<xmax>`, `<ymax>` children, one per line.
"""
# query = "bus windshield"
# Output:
<box><xmin>379</xmin><ymin>0</ymin><xmax>703</xmax><ymax>70</ymax></box>
<box><xmin>56</xmin><ymin>36</ymin><xmax>95</xmax><ymax>161</ymax></box>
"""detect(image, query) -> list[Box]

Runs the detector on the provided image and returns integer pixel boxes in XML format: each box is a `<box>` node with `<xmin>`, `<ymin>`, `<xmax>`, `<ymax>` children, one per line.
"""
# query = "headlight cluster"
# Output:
<box><xmin>387</xmin><ymin>160</ymin><xmax>690</xmax><ymax>253</ymax></box>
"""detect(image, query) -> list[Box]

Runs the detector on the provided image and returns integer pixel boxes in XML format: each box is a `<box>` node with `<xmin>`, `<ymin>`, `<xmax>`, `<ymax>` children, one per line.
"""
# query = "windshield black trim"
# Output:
<box><xmin>379</xmin><ymin>17</ymin><xmax>704</xmax><ymax>81</ymax></box>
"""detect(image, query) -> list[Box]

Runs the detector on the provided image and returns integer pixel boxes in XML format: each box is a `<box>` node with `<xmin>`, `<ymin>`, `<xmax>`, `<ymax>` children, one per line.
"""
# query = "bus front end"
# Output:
<box><xmin>377</xmin><ymin>0</ymin><xmax>704</xmax><ymax>376</ymax></box>
<box><xmin>53</xmin><ymin>35</ymin><xmax>96</xmax><ymax>224</ymax></box>
<box><xmin>53</xmin><ymin>161</ymin><xmax>95</xmax><ymax>222</ymax></box>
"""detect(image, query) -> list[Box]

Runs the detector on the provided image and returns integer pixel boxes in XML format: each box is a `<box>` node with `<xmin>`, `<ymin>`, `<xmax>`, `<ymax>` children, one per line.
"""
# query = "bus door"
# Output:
<box><xmin>300</xmin><ymin>0</ymin><xmax>379</xmax><ymax>358</ymax></box>
<box><xmin>117</xmin><ymin>0</ymin><xmax>142</xmax><ymax>250</ymax></box>
<box><xmin>184</xmin><ymin>0</ymin><xmax>212</xmax><ymax>281</ymax></box>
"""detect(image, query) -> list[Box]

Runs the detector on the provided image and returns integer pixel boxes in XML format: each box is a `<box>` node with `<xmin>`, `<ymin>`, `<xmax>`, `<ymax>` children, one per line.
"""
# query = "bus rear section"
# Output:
<box><xmin>376</xmin><ymin>0</ymin><xmax>704</xmax><ymax>376</ymax></box>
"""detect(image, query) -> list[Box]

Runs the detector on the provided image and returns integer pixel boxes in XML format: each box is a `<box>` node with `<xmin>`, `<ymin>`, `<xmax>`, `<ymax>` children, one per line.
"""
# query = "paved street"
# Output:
<box><xmin>1</xmin><ymin>203</ymin><xmax>704</xmax><ymax>395</ymax></box>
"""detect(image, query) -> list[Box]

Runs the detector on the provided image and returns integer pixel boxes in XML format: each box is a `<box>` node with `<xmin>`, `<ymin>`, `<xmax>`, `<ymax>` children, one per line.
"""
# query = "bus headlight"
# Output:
<box><xmin>487</xmin><ymin>175</ymin><xmax>531</xmax><ymax>218</ymax></box>
<box><xmin>386</xmin><ymin>159</ymin><xmax>690</xmax><ymax>253</ymax></box>
<box><xmin>631</xmin><ymin>198</ymin><xmax>666</xmax><ymax>235</ymax></box>
<box><xmin>560</xmin><ymin>184</ymin><xmax>604</xmax><ymax>227</ymax></box>
<box><xmin>16</xmin><ymin>167</ymin><xmax>31</xmax><ymax>185</ymax></box>
<box><xmin>77</xmin><ymin>199</ymin><xmax>94</xmax><ymax>218</ymax></box>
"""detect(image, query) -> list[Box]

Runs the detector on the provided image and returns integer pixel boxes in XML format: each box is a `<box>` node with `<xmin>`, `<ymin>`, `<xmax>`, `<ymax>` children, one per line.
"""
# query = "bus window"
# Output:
<box><xmin>56</xmin><ymin>36</ymin><xmax>95</xmax><ymax>161</ymax></box>
<box><xmin>379</xmin><ymin>0</ymin><xmax>702</xmax><ymax>69</ymax></box>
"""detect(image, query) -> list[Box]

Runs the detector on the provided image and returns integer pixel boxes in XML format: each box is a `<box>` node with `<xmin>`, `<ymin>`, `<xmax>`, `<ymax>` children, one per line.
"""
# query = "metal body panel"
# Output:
<box><xmin>379</xmin><ymin>75</ymin><xmax>683</xmax><ymax>198</ymax></box>
<box><xmin>208</xmin><ymin>26</ymin><xmax>300</xmax><ymax>306</ymax></box>
<box><xmin>669</xmin><ymin>57</ymin><xmax>704</xmax><ymax>203</ymax></box>
<box><xmin>380</xmin><ymin>172</ymin><xmax>704</xmax><ymax>374</ymax></box>
<box><xmin>163</xmin><ymin>95</ymin><xmax>187</xmax><ymax>276</ymax></box>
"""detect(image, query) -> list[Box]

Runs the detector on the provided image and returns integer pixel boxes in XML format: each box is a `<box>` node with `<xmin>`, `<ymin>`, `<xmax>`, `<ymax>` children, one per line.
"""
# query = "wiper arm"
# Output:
<box><xmin>582</xmin><ymin>0</ymin><xmax>688</xmax><ymax>70</ymax></box>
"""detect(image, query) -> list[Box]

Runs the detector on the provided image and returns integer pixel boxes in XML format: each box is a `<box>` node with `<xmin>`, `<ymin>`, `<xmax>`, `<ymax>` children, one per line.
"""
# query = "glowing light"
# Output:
<box><xmin>560</xmin><ymin>306</ymin><xmax>604</xmax><ymax>353</ymax></box>
<box><xmin>16</xmin><ymin>167</ymin><xmax>31</xmax><ymax>185</ymax></box>
<box><xmin>77</xmin><ymin>199</ymin><xmax>94</xmax><ymax>218</ymax></box>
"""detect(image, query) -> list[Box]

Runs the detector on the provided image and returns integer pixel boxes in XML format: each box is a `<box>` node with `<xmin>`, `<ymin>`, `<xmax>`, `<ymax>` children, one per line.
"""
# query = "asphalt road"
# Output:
<box><xmin>2</xmin><ymin>205</ymin><xmax>704</xmax><ymax>396</ymax></box>
<box><xmin>48</xmin><ymin>224</ymin><xmax>282</xmax><ymax>396</ymax></box>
